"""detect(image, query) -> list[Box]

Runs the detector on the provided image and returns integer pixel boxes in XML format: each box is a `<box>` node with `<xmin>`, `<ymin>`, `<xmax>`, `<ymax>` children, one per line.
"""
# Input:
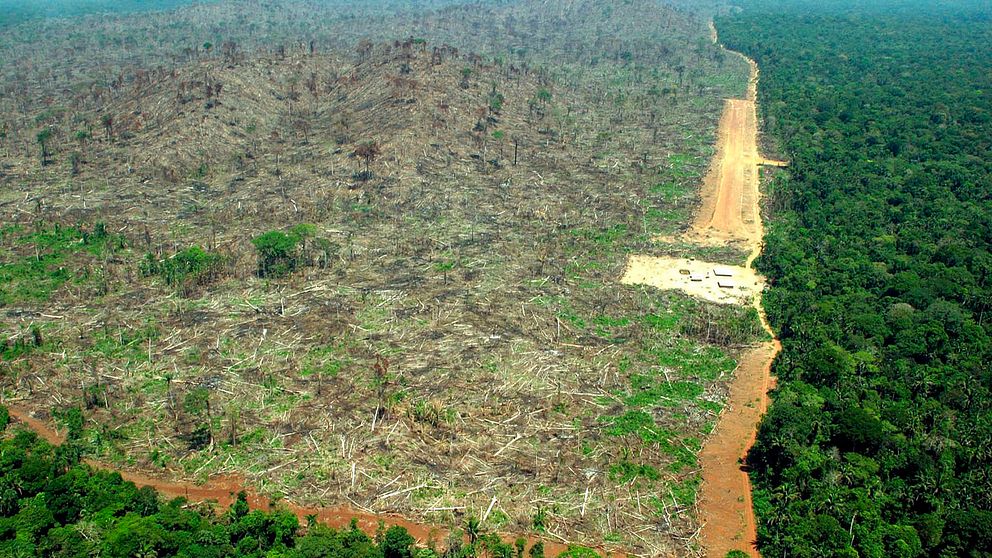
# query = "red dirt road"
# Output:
<box><xmin>691</xmin><ymin>98</ymin><xmax>759</xmax><ymax>245</ymax></box>
<box><xmin>689</xmin><ymin>57</ymin><xmax>785</xmax><ymax>251</ymax></box>
<box><xmin>3</xmin><ymin>404</ymin><xmax>591</xmax><ymax>557</ymax></box>
<box><xmin>693</xmin><ymin>22</ymin><xmax>783</xmax><ymax>558</ymax></box>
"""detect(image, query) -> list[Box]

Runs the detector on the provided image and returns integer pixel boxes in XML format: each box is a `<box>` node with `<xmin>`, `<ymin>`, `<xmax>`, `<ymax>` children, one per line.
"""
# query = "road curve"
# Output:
<box><xmin>2</xmin><ymin>404</ymin><xmax>600</xmax><ymax>557</ymax></box>
<box><xmin>694</xmin><ymin>21</ymin><xmax>782</xmax><ymax>558</ymax></box>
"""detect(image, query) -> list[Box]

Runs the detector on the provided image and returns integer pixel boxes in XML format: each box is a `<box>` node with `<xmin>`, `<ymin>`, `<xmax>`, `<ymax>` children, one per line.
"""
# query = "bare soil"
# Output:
<box><xmin>686</xmin><ymin>77</ymin><xmax>785</xmax><ymax>249</ymax></box>
<box><xmin>625</xmin><ymin>23</ymin><xmax>785</xmax><ymax>558</ymax></box>
<box><xmin>620</xmin><ymin>256</ymin><xmax>763</xmax><ymax>306</ymax></box>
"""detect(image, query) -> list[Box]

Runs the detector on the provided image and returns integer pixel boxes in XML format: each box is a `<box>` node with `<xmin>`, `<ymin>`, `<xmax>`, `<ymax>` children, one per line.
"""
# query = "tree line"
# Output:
<box><xmin>0</xmin><ymin>405</ymin><xmax>602</xmax><ymax>558</ymax></box>
<box><xmin>717</xmin><ymin>0</ymin><xmax>992</xmax><ymax>556</ymax></box>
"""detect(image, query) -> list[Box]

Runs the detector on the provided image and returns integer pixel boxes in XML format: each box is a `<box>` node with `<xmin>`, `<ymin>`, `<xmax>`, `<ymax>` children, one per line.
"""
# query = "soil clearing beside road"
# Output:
<box><xmin>623</xmin><ymin>21</ymin><xmax>785</xmax><ymax>558</ymax></box>
<box><xmin>620</xmin><ymin>256</ymin><xmax>763</xmax><ymax>306</ymax></box>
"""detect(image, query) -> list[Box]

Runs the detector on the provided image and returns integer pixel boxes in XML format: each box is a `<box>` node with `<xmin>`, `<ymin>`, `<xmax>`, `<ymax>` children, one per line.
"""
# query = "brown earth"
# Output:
<box><xmin>620</xmin><ymin>256</ymin><xmax>763</xmax><ymax>306</ymax></box>
<box><xmin>624</xmin><ymin>21</ymin><xmax>784</xmax><ymax>558</ymax></box>
<box><xmin>3</xmin><ymin>404</ymin><xmax>599</xmax><ymax>558</ymax></box>
<box><xmin>687</xmin><ymin>62</ymin><xmax>786</xmax><ymax>250</ymax></box>
<box><xmin>694</xmin><ymin>30</ymin><xmax>782</xmax><ymax>558</ymax></box>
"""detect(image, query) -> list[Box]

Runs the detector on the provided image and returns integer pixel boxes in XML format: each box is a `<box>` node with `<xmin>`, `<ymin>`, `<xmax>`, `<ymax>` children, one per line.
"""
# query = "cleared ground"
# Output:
<box><xmin>0</xmin><ymin>1</ymin><xmax>755</xmax><ymax>556</ymax></box>
<box><xmin>621</xmin><ymin>25</ymin><xmax>785</xmax><ymax>558</ymax></box>
<box><xmin>621</xmin><ymin>257</ymin><xmax>763</xmax><ymax>306</ymax></box>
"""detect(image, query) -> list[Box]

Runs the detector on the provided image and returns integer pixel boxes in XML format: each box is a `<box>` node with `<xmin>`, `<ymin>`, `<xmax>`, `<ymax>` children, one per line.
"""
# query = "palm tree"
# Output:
<box><xmin>36</xmin><ymin>128</ymin><xmax>52</xmax><ymax>166</ymax></box>
<box><xmin>465</xmin><ymin>516</ymin><xmax>481</xmax><ymax>545</ymax></box>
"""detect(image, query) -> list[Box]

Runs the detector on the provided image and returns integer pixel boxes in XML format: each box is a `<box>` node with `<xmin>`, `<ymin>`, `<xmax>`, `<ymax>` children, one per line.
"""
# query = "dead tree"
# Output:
<box><xmin>354</xmin><ymin>140</ymin><xmax>381</xmax><ymax>180</ymax></box>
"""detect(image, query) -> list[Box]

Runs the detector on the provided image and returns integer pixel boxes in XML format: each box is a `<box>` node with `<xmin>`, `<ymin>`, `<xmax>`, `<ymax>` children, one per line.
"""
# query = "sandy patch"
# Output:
<box><xmin>620</xmin><ymin>255</ymin><xmax>763</xmax><ymax>306</ymax></box>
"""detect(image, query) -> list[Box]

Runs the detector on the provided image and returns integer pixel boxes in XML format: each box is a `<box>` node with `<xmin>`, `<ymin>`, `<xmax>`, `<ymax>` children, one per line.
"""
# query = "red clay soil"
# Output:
<box><xmin>696</xmin><ymin>339</ymin><xmax>777</xmax><ymax>558</ymax></box>
<box><xmin>3</xmin><ymin>404</ymin><xmax>595</xmax><ymax>557</ymax></box>
<box><xmin>690</xmin><ymin>97</ymin><xmax>759</xmax><ymax>246</ymax></box>
<box><xmin>693</xmin><ymin>21</ymin><xmax>784</xmax><ymax>558</ymax></box>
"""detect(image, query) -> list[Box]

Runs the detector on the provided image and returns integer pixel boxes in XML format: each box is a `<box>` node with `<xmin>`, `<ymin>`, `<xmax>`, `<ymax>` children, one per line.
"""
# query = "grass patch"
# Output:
<box><xmin>669</xmin><ymin>475</ymin><xmax>701</xmax><ymax>508</ymax></box>
<box><xmin>569</xmin><ymin>224</ymin><xmax>629</xmax><ymax>247</ymax></box>
<box><xmin>650</xmin><ymin>240</ymin><xmax>750</xmax><ymax>266</ymax></box>
<box><xmin>609</xmin><ymin>460</ymin><xmax>661</xmax><ymax>484</ymax></box>
<box><xmin>642</xmin><ymin>339</ymin><xmax>736</xmax><ymax>382</ymax></box>
<box><xmin>667</xmin><ymin>153</ymin><xmax>703</xmax><ymax>178</ymax></box>
<box><xmin>0</xmin><ymin>325</ymin><xmax>52</xmax><ymax>361</ymax></box>
<box><xmin>0</xmin><ymin>222</ymin><xmax>124</xmax><ymax>304</ymax></box>
<box><xmin>89</xmin><ymin>325</ymin><xmax>158</xmax><ymax>365</ymax></box>
<box><xmin>624</xmin><ymin>377</ymin><xmax>703</xmax><ymax>408</ymax></box>
<box><xmin>649</xmin><ymin>181</ymin><xmax>691</xmax><ymax>203</ymax></box>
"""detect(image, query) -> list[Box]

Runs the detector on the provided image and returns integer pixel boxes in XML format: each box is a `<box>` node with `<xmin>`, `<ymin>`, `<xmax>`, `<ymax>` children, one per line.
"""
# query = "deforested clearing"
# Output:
<box><xmin>0</xmin><ymin>0</ymin><xmax>772</xmax><ymax>556</ymax></box>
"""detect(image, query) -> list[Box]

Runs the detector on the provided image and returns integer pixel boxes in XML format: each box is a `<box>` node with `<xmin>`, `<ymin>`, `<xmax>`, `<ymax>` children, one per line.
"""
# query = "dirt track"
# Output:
<box><xmin>3</xmin><ymin>404</ymin><xmax>593</xmax><ymax>558</ymax></box>
<box><xmin>623</xmin><ymin>22</ymin><xmax>783</xmax><ymax>558</ymax></box>
<box><xmin>688</xmin><ymin>58</ymin><xmax>785</xmax><ymax>250</ymax></box>
<box><xmin>694</xmin><ymin>27</ymin><xmax>781</xmax><ymax>558</ymax></box>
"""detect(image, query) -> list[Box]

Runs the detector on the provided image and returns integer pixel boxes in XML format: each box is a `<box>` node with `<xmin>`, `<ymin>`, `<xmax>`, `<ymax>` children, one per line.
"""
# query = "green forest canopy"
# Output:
<box><xmin>717</xmin><ymin>0</ymin><xmax>992</xmax><ymax>556</ymax></box>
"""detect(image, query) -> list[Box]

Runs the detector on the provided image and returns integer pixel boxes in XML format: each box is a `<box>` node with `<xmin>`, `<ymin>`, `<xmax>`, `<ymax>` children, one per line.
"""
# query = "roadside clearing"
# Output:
<box><xmin>621</xmin><ymin>20</ymin><xmax>786</xmax><ymax>558</ymax></box>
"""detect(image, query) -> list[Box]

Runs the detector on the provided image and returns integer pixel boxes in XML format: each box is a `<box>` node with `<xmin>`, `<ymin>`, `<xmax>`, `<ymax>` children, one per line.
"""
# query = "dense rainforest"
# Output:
<box><xmin>0</xmin><ymin>407</ymin><xmax>591</xmax><ymax>558</ymax></box>
<box><xmin>0</xmin><ymin>0</ymin><xmax>208</xmax><ymax>27</ymax></box>
<box><xmin>717</xmin><ymin>1</ymin><xmax>992</xmax><ymax>556</ymax></box>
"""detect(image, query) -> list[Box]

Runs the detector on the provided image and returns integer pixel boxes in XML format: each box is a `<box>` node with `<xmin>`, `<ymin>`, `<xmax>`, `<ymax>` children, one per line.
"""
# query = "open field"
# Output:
<box><xmin>621</xmin><ymin>257</ymin><xmax>763</xmax><ymax>307</ymax></box>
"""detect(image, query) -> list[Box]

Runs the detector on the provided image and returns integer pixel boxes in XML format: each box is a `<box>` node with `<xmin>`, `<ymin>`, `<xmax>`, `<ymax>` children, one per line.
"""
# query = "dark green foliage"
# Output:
<box><xmin>480</xmin><ymin>534</ymin><xmax>515</xmax><ymax>558</ymax></box>
<box><xmin>0</xmin><ymin>405</ymin><xmax>8</xmax><ymax>431</ymax></box>
<box><xmin>250</xmin><ymin>224</ymin><xmax>328</xmax><ymax>277</ymax></box>
<box><xmin>51</xmin><ymin>407</ymin><xmax>84</xmax><ymax>440</ymax></box>
<box><xmin>36</xmin><ymin>128</ymin><xmax>52</xmax><ymax>165</ymax></box>
<box><xmin>382</xmin><ymin>524</ymin><xmax>415</xmax><ymax>558</ymax></box>
<box><xmin>717</xmin><ymin>1</ymin><xmax>992</xmax><ymax>557</ymax></box>
<box><xmin>184</xmin><ymin>424</ymin><xmax>212</xmax><ymax>450</ymax></box>
<box><xmin>141</xmin><ymin>246</ymin><xmax>222</xmax><ymax>294</ymax></box>
<box><xmin>252</xmin><ymin>230</ymin><xmax>300</xmax><ymax>277</ymax></box>
<box><xmin>488</xmin><ymin>89</ymin><xmax>505</xmax><ymax>114</ymax></box>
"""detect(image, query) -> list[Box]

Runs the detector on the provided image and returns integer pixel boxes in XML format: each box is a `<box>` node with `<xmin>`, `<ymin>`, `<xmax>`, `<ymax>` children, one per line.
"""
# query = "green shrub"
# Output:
<box><xmin>382</xmin><ymin>525</ymin><xmax>415</xmax><ymax>558</ymax></box>
<box><xmin>252</xmin><ymin>230</ymin><xmax>299</xmax><ymax>277</ymax></box>
<box><xmin>141</xmin><ymin>246</ymin><xmax>221</xmax><ymax>294</ymax></box>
